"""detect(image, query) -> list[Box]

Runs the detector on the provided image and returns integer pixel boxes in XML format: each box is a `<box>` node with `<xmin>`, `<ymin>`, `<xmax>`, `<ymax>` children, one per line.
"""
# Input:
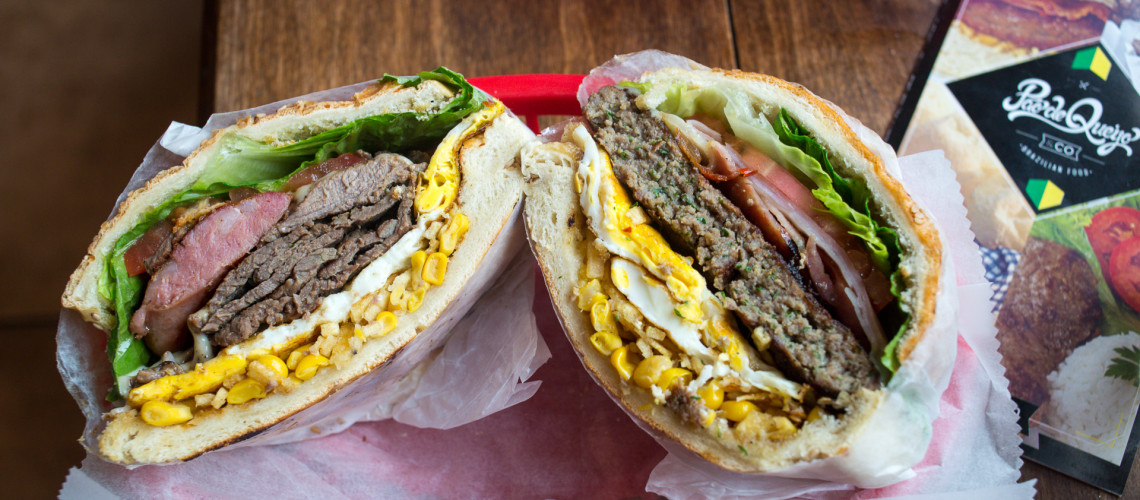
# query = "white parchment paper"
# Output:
<box><xmin>574</xmin><ymin>51</ymin><xmax>1036</xmax><ymax>498</ymax></box>
<box><xmin>57</xmin><ymin>80</ymin><xmax>549</xmax><ymax>493</ymax></box>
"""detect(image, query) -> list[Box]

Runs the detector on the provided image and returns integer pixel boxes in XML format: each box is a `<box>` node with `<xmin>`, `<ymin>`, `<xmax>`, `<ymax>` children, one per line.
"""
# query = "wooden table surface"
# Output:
<box><xmin>176</xmin><ymin>0</ymin><xmax>1138</xmax><ymax>497</ymax></box>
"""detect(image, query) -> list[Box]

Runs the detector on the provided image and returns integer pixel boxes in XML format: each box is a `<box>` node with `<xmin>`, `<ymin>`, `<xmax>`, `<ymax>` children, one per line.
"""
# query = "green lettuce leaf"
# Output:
<box><xmin>773</xmin><ymin>109</ymin><xmax>895</xmax><ymax>272</ymax></box>
<box><xmin>879</xmin><ymin>269</ymin><xmax>910</xmax><ymax>373</ymax></box>
<box><xmin>98</xmin><ymin>68</ymin><xmax>485</xmax><ymax>396</ymax></box>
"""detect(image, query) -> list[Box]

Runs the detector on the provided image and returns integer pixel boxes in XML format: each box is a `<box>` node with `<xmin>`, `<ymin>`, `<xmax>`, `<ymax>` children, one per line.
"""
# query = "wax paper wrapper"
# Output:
<box><xmin>570</xmin><ymin>51</ymin><xmax>1036</xmax><ymax>498</ymax></box>
<box><xmin>56</xmin><ymin>79</ymin><xmax>549</xmax><ymax>474</ymax></box>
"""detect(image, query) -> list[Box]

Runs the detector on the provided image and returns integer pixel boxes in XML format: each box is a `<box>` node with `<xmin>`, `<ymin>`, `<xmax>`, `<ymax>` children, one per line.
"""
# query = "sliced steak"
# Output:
<box><xmin>268</xmin><ymin>153</ymin><xmax>420</xmax><ymax>237</ymax></box>
<box><xmin>193</xmin><ymin>154</ymin><xmax>425</xmax><ymax>347</ymax></box>
<box><xmin>143</xmin><ymin>198</ymin><xmax>229</xmax><ymax>274</ymax></box>
<box><xmin>129</xmin><ymin>191</ymin><xmax>292</xmax><ymax>354</ymax></box>
<box><xmin>584</xmin><ymin>86</ymin><xmax>878</xmax><ymax>397</ymax></box>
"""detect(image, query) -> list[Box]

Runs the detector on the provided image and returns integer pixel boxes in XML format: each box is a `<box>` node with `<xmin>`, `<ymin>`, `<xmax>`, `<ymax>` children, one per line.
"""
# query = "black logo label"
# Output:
<box><xmin>949</xmin><ymin>44</ymin><xmax>1140</xmax><ymax>212</ymax></box>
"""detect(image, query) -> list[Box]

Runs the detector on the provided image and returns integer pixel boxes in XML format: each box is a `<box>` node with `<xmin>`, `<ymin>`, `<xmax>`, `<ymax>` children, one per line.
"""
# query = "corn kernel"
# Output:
<box><xmin>807</xmin><ymin>406</ymin><xmax>825</xmax><ymax>423</ymax></box>
<box><xmin>422</xmin><ymin>252</ymin><xmax>448</xmax><ymax>286</ymax></box>
<box><xmin>440</xmin><ymin>213</ymin><xmax>469</xmax><ymax>256</ymax></box>
<box><xmin>227</xmin><ymin>378</ymin><xmax>267</xmax><ymax>405</ymax></box>
<box><xmin>248</xmin><ymin>355</ymin><xmax>288</xmax><ymax>386</ymax></box>
<box><xmin>406</xmin><ymin>284</ymin><xmax>427</xmax><ymax>313</ymax></box>
<box><xmin>697</xmin><ymin>382</ymin><xmax>725</xmax><ymax>410</ymax></box>
<box><xmin>590</xmin><ymin>299</ymin><xmax>615</xmax><ymax>333</ymax></box>
<box><xmin>702</xmin><ymin>410</ymin><xmax>717</xmax><ymax>427</ymax></box>
<box><xmin>576</xmin><ymin>280</ymin><xmax>602</xmax><ymax>310</ymax></box>
<box><xmin>610</xmin><ymin>345</ymin><xmax>636</xmax><ymax>381</ymax></box>
<box><xmin>286</xmin><ymin>343</ymin><xmax>314</xmax><ymax>370</ymax></box>
<box><xmin>589</xmin><ymin>331</ymin><xmax>622</xmax><ymax>356</ymax></box>
<box><xmin>632</xmin><ymin>355</ymin><xmax>672</xmax><ymax>389</ymax></box>
<box><xmin>410</xmin><ymin>250</ymin><xmax>427</xmax><ymax>287</ymax></box>
<box><xmin>295</xmin><ymin>354</ymin><xmax>330</xmax><ymax>381</ymax></box>
<box><xmin>140</xmin><ymin>400</ymin><xmax>193</xmax><ymax>427</ymax></box>
<box><xmin>656</xmin><ymin>367</ymin><xmax>693</xmax><ymax>391</ymax></box>
<box><xmin>363</xmin><ymin>311</ymin><xmax>399</xmax><ymax>338</ymax></box>
<box><xmin>721</xmin><ymin>400</ymin><xmax>758</xmax><ymax>422</ymax></box>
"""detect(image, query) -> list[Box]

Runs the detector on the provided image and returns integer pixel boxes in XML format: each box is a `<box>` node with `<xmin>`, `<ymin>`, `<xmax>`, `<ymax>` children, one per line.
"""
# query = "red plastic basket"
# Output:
<box><xmin>468</xmin><ymin>74</ymin><xmax>586</xmax><ymax>132</ymax></box>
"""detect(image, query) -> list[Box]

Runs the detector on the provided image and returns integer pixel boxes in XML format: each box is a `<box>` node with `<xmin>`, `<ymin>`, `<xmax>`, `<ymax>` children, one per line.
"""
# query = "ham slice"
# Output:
<box><xmin>684</xmin><ymin>128</ymin><xmax>891</xmax><ymax>352</ymax></box>
<box><xmin>130</xmin><ymin>191</ymin><xmax>291</xmax><ymax>354</ymax></box>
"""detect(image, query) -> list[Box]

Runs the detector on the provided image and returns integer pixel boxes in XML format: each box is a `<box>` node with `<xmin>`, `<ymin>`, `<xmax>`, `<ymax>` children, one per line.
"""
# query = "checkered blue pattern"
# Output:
<box><xmin>980</xmin><ymin>245</ymin><xmax>1021</xmax><ymax>313</ymax></box>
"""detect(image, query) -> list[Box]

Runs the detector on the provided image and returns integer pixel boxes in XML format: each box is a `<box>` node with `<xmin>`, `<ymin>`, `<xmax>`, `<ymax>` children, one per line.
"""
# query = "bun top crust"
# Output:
<box><xmin>640</xmin><ymin>68</ymin><xmax>943</xmax><ymax>365</ymax></box>
<box><xmin>62</xmin><ymin>79</ymin><xmax>457</xmax><ymax>331</ymax></box>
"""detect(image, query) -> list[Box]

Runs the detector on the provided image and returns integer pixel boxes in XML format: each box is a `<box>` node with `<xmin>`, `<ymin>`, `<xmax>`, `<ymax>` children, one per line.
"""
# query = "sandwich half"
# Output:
<box><xmin>61</xmin><ymin>69</ymin><xmax>532</xmax><ymax>464</ymax></box>
<box><xmin>522</xmin><ymin>66</ymin><xmax>945</xmax><ymax>475</ymax></box>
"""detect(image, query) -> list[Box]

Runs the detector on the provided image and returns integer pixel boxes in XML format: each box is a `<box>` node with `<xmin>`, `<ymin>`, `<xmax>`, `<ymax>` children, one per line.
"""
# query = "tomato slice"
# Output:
<box><xmin>1085</xmin><ymin>206</ymin><xmax>1140</xmax><ymax>278</ymax></box>
<box><xmin>1109</xmin><ymin>236</ymin><xmax>1140</xmax><ymax>312</ymax></box>
<box><xmin>122</xmin><ymin>219</ymin><xmax>174</xmax><ymax>276</ymax></box>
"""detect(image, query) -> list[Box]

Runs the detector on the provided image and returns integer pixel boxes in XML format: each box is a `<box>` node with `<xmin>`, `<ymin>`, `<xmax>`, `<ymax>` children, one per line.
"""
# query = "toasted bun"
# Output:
<box><xmin>65</xmin><ymin>81</ymin><xmax>532</xmax><ymax>464</ymax></box>
<box><xmin>522</xmin><ymin>68</ymin><xmax>942</xmax><ymax>472</ymax></box>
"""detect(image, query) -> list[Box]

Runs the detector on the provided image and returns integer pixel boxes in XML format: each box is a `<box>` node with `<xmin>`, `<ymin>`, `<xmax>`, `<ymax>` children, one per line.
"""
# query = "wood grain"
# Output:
<box><xmin>731</xmin><ymin>0</ymin><xmax>941</xmax><ymax>135</ymax></box>
<box><xmin>0</xmin><ymin>323</ymin><xmax>87</xmax><ymax>499</ymax></box>
<box><xmin>211</xmin><ymin>0</ymin><xmax>734</xmax><ymax>112</ymax></box>
<box><xmin>0</xmin><ymin>1</ymin><xmax>202</xmax><ymax>322</ymax></box>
